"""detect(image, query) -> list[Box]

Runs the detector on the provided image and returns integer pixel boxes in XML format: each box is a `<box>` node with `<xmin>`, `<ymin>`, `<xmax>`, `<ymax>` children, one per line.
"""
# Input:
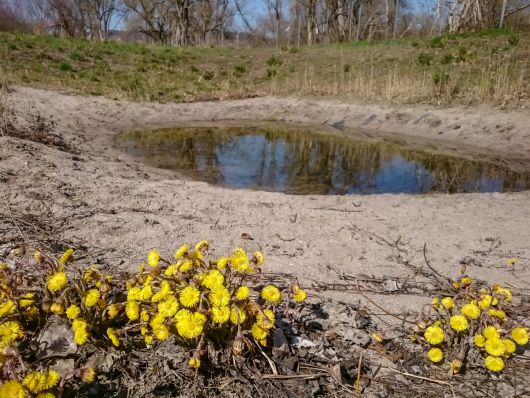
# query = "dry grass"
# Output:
<box><xmin>0</xmin><ymin>29</ymin><xmax>528</xmax><ymax>106</ymax></box>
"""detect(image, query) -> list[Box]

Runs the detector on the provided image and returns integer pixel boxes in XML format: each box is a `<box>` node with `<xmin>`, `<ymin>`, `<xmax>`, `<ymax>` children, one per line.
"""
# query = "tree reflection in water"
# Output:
<box><xmin>117</xmin><ymin>126</ymin><xmax>529</xmax><ymax>195</ymax></box>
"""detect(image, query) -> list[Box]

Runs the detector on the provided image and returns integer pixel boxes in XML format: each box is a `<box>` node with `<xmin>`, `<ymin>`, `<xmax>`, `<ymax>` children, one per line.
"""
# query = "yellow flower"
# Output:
<box><xmin>485</xmin><ymin>338</ymin><xmax>505</xmax><ymax>357</ymax></box>
<box><xmin>180</xmin><ymin>285</ymin><xmax>200</xmax><ymax>308</ymax></box>
<box><xmin>230</xmin><ymin>307</ymin><xmax>247</xmax><ymax>325</ymax></box>
<box><xmin>211</xmin><ymin>306</ymin><xmax>230</xmax><ymax>324</ymax></box>
<box><xmin>495</xmin><ymin>286</ymin><xmax>512</xmax><ymax>302</ymax></box>
<box><xmin>84</xmin><ymin>289</ymin><xmax>100</xmax><ymax>307</ymax></box>
<box><xmin>36</xmin><ymin>394</ymin><xmax>55</xmax><ymax>398</ymax></box>
<box><xmin>256</xmin><ymin>309</ymin><xmax>275</xmax><ymax>329</ymax></box>
<box><xmin>235</xmin><ymin>286</ymin><xmax>249</xmax><ymax>301</ymax></box>
<box><xmin>81</xmin><ymin>368</ymin><xmax>96</xmax><ymax>383</ymax></box>
<box><xmin>231</xmin><ymin>248</ymin><xmax>252</xmax><ymax>273</ymax></box>
<box><xmin>251</xmin><ymin>323</ymin><xmax>268</xmax><ymax>340</ymax></box>
<box><xmin>174</xmin><ymin>244</ymin><xmax>189</xmax><ymax>259</ymax></box>
<box><xmin>164</xmin><ymin>264</ymin><xmax>178</xmax><ymax>276</ymax></box>
<box><xmin>23</xmin><ymin>371</ymin><xmax>48</xmax><ymax>393</ymax></box>
<box><xmin>449</xmin><ymin>315</ymin><xmax>468</xmax><ymax>332</ymax></box>
<box><xmin>50</xmin><ymin>303</ymin><xmax>65</xmax><ymax>314</ymax></box>
<box><xmin>427</xmin><ymin>347</ymin><xmax>443</xmax><ymax>363</ymax></box>
<box><xmin>432</xmin><ymin>297</ymin><xmax>440</xmax><ymax>309</ymax></box>
<box><xmin>179</xmin><ymin>260</ymin><xmax>193</xmax><ymax>273</ymax></box>
<box><xmin>158</xmin><ymin>296</ymin><xmax>179</xmax><ymax>318</ymax></box>
<box><xmin>127</xmin><ymin>287</ymin><xmax>141</xmax><ymax>301</ymax></box>
<box><xmin>261</xmin><ymin>285</ymin><xmax>282</xmax><ymax>304</ymax></box>
<box><xmin>125</xmin><ymin>300</ymin><xmax>140</xmax><ymax>320</ymax></box>
<box><xmin>253</xmin><ymin>251</ymin><xmax>265</xmax><ymax>266</ymax></box>
<box><xmin>506</xmin><ymin>257</ymin><xmax>518</xmax><ymax>267</ymax></box>
<box><xmin>144</xmin><ymin>334</ymin><xmax>154</xmax><ymax>345</ymax></box>
<box><xmin>371</xmin><ymin>332</ymin><xmax>383</xmax><ymax>343</ymax></box>
<box><xmin>441</xmin><ymin>297</ymin><xmax>454</xmax><ymax>310</ymax></box>
<box><xmin>483</xmin><ymin>325</ymin><xmax>500</xmax><ymax>340</ymax></box>
<box><xmin>174</xmin><ymin>308</ymin><xmax>192</xmax><ymax>322</ymax></box>
<box><xmin>452</xmin><ymin>281</ymin><xmax>460</xmax><ymax>290</ymax></box>
<box><xmin>512</xmin><ymin>327</ymin><xmax>529</xmax><ymax>345</ymax></box>
<box><xmin>0</xmin><ymin>300</ymin><xmax>16</xmax><ymax>318</ymax></box>
<box><xmin>216</xmin><ymin>257</ymin><xmax>229</xmax><ymax>270</ymax></box>
<box><xmin>478</xmin><ymin>294</ymin><xmax>492</xmax><ymax>310</ymax></box>
<box><xmin>488</xmin><ymin>309</ymin><xmax>506</xmax><ymax>320</ymax></box>
<box><xmin>152</xmin><ymin>281</ymin><xmax>173</xmax><ymax>303</ymax></box>
<box><xmin>461</xmin><ymin>303</ymin><xmax>481</xmax><ymax>320</ymax></box>
<box><xmin>66</xmin><ymin>305</ymin><xmax>81</xmax><ymax>320</ymax></box>
<box><xmin>34</xmin><ymin>250</ymin><xmax>43</xmax><ymax>263</ymax></box>
<box><xmin>194</xmin><ymin>240</ymin><xmax>209</xmax><ymax>252</ymax></box>
<box><xmin>176</xmin><ymin>311</ymin><xmax>206</xmax><ymax>339</ymax></box>
<box><xmin>0</xmin><ymin>321</ymin><xmax>23</xmax><ymax>344</ymax></box>
<box><xmin>59</xmin><ymin>248</ymin><xmax>74</xmax><ymax>264</ymax></box>
<box><xmin>44</xmin><ymin>370</ymin><xmax>60</xmax><ymax>390</ymax></box>
<box><xmin>72</xmin><ymin>318</ymin><xmax>87</xmax><ymax>332</ymax></box>
<box><xmin>107</xmin><ymin>328</ymin><xmax>119</xmax><ymax>347</ymax></box>
<box><xmin>19</xmin><ymin>293</ymin><xmax>35</xmax><ymax>308</ymax></box>
<box><xmin>208</xmin><ymin>286</ymin><xmax>230</xmax><ymax>307</ymax></box>
<box><xmin>503</xmin><ymin>339</ymin><xmax>516</xmax><ymax>355</ymax></box>
<box><xmin>139</xmin><ymin>285</ymin><xmax>153</xmax><ymax>301</ymax></box>
<box><xmin>293</xmin><ymin>288</ymin><xmax>307</xmax><ymax>303</ymax></box>
<box><xmin>424</xmin><ymin>325</ymin><xmax>445</xmax><ymax>345</ymax></box>
<box><xmin>140</xmin><ymin>310</ymin><xmax>150</xmax><ymax>322</ymax></box>
<box><xmin>450</xmin><ymin>359</ymin><xmax>462</xmax><ymax>374</ymax></box>
<box><xmin>484</xmin><ymin>356</ymin><xmax>504</xmax><ymax>372</ymax></box>
<box><xmin>47</xmin><ymin>271</ymin><xmax>67</xmax><ymax>292</ymax></box>
<box><xmin>474</xmin><ymin>334</ymin><xmax>486</xmax><ymax>348</ymax></box>
<box><xmin>188</xmin><ymin>357</ymin><xmax>201</xmax><ymax>369</ymax></box>
<box><xmin>460</xmin><ymin>276</ymin><xmax>472</xmax><ymax>285</ymax></box>
<box><xmin>74</xmin><ymin>328</ymin><xmax>89</xmax><ymax>345</ymax></box>
<box><xmin>0</xmin><ymin>380</ymin><xmax>26</xmax><ymax>398</ymax></box>
<box><xmin>202</xmin><ymin>270</ymin><xmax>224</xmax><ymax>290</ymax></box>
<box><xmin>107</xmin><ymin>304</ymin><xmax>119</xmax><ymax>319</ymax></box>
<box><xmin>147</xmin><ymin>249</ymin><xmax>160</xmax><ymax>267</ymax></box>
<box><xmin>153</xmin><ymin>325</ymin><xmax>170</xmax><ymax>340</ymax></box>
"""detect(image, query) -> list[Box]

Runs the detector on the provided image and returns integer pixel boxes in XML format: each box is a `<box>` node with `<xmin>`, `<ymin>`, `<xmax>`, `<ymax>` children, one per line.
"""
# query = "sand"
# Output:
<box><xmin>2</xmin><ymin>86</ymin><xmax>530</xmax><ymax>322</ymax></box>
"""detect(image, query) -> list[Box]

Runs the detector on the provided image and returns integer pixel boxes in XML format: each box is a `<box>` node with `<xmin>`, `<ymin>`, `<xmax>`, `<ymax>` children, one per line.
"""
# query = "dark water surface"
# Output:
<box><xmin>116</xmin><ymin>126</ymin><xmax>529</xmax><ymax>195</ymax></box>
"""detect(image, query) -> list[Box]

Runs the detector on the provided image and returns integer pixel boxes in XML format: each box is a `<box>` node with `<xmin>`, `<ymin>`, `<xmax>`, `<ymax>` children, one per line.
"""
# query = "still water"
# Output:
<box><xmin>116</xmin><ymin>126</ymin><xmax>529</xmax><ymax>195</ymax></box>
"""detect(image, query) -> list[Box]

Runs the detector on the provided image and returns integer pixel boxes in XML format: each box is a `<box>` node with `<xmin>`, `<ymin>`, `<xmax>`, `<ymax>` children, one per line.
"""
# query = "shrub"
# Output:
<box><xmin>440</xmin><ymin>54</ymin><xmax>453</xmax><ymax>65</ymax></box>
<box><xmin>417</xmin><ymin>52</ymin><xmax>433</xmax><ymax>67</ymax></box>
<box><xmin>430</xmin><ymin>36</ymin><xmax>445</xmax><ymax>49</ymax></box>
<box><xmin>266</xmin><ymin>56</ymin><xmax>282</xmax><ymax>67</ymax></box>
<box><xmin>58</xmin><ymin>62</ymin><xmax>73</xmax><ymax>72</ymax></box>
<box><xmin>507</xmin><ymin>35</ymin><xmax>519</xmax><ymax>47</ymax></box>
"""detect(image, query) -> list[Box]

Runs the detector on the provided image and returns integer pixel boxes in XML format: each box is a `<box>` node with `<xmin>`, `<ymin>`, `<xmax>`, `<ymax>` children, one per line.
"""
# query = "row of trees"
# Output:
<box><xmin>1</xmin><ymin>0</ymin><xmax>529</xmax><ymax>47</ymax></box>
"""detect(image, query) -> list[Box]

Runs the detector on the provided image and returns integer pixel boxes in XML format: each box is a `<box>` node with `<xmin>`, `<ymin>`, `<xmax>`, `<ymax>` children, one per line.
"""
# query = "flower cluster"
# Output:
<box><xmin>0</xmin><ymin>242</ymin><xmax>307</xmax><ymax>396</ymax></box>
<box><xmin>415</xmin><ymin>276</ymin><xmax>528</xmax><ymax>375</ymax></box>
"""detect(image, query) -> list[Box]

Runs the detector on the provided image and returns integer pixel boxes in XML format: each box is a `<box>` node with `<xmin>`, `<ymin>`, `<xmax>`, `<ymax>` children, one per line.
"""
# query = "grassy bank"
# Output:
<box><xmin>0</xmin><ymin>29</ymin><xmax>528</xmax><ymax>106</ymax></box>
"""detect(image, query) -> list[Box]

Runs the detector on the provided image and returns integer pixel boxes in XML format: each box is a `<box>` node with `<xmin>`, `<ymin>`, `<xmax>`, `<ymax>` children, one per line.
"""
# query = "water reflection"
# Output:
<box><xmin>117</xmin><ymin>126</ymin><xmax>529</xmax><ymax>195</ymax></box>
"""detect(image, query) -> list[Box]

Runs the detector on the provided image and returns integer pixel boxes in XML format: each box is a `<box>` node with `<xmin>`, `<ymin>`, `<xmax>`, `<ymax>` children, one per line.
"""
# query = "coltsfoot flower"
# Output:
<box><xmin>107</xmin><ymin>328</ymin><xmax>119</xmax><ymax>347</ymax></box>
<box><xmin>427</xmin><ymin>347</ymin><xmax>444</xmax><ymax>363</ymax></box>
<box><xmin>0</xmin><ymin>380</ymin><xmax>26</xmax><ymax>398</ymax></box>
<box><xmin>230</xmin><ymin>307</ymin><xmax>247</xmax><ymax>325</ymax></box>
<box><xmin>211</xmin><ymin>306</ymin><xmax>230</xmax><ymax>324</ymax></box>
<box><xmin>188</xmin><ymin>357</ymin><xmax>201</xmax><ymax>369</ymax></box>
<box><xmin>441</xmin><ymin>297</ymin><xmax>454</xmax><ymax>310</ymax></box>
<box><xmin>424</xmin><ymin>325</ymin><xmax>444</xmax><ymax>345</ymax></box>
<box><xmin>176</xmin><ymin>311</ymin><xmax>206</xmax><ymax>339</ymax></box>
<box><xmin>483</xmin><ymin>325</ymin><xmax>500</xmax><ymax>340</ymax></box>
<box><xmin>450</xmin><ymin>315</ymin><xmax>469</xmax><ymax>332</ymax></box>
<box><xmin>180</xmin><ymin>285</ymin><xmax>200</xmax><ymax>308</ymax></box>
<box><xmin>174</xmin><ymin>244</ymin><xmax>189</xmax><ymax>259</ymax></box>
<box><xmin>485</xmin><ymin>338</ymin><xmax>505</xmax><ymax>357</ymax></box>
<box><xmin>484</xmin><ymin>356</ymin><xmax>504</xmax><ymax>372</ymax></box>
<box><xmin>66</xmin><ymin>305</ymin><xmax>81</xmax><ymax>320</ymax></box>
<box><xmin>261</xmin><ymin>285</ymin><xmax>282</xmax><ymax>304</ymax></box>
<box><xmin>125</xmin><ymin>300</ymin><xmax>140</xmax><ymax>320</ymax></box>
<box><xmin>474</xmin><ymin>334</ymin><xmax>486</xmax><ymax>348</ymax></box>
<box><xmin>512</xmin><ymin>327</ymin><xmax>529</xmax><ymax>345</ymax></box>
<box><xmin>47</xmin><ymin>271</ymin><xmax>67</xmax><ymax>292</ymax></box>
<box><xmin>84</xmin><ymin>289</ymin><xmax>100</xmax><ymax>307</ymax></box>
<box><xmin>235</xmin><ymin>286</ymin><xmax>249</xmax><ymax>301</ymax></box>
<box><xmin>461</xmin><ymin>303</ymin><xmax>480</xmax><ymax>319</ymax></box>
<box><xmin>147</xmin><ymin>249</ymin><xmax>160</xmax><ymax>267</ymax></box>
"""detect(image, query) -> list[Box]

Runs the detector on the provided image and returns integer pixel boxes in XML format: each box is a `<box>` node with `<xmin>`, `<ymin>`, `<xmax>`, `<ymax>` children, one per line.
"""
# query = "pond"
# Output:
<box><xmin>116</xmin><ymin>125</ymin><xmax>529</xmax><ymax>195</ymax></box>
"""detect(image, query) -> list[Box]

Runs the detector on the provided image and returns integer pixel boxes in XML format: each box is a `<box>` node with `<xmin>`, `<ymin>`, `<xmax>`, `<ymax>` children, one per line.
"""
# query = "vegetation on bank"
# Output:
<box><xmin>0</xmin><ymin>29</ymin><xmax>527</xmax><ymax>106</ymax></box>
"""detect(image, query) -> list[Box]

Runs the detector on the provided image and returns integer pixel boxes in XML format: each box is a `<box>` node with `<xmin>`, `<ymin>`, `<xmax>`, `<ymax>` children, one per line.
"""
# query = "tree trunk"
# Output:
<box><xmin>499</xmin><ymin>0</ymin><xmax>507</xmax><ymax>28</ymax></box>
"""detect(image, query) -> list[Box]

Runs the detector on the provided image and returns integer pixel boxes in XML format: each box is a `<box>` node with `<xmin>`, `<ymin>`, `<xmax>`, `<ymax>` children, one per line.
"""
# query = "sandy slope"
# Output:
<box><xmin>2</xmin><ymin>86</ymin><xmax>530</xmax><ymax>321</ymax></box>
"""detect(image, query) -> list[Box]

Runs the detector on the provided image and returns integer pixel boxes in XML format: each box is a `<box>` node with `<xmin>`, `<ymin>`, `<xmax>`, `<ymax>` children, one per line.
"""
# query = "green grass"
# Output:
<box><xmin>0</xmin><ymin>29</ymin><xmax>528</xmax><ymax>105</ymax></box>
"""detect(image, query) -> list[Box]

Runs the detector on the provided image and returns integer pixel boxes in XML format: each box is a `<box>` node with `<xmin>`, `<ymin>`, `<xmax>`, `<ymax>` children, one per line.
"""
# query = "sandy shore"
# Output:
<box><xmin>2</xmin><ymin>86</ymin><xmax>530</xmax><ymax>320</ymax></box>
